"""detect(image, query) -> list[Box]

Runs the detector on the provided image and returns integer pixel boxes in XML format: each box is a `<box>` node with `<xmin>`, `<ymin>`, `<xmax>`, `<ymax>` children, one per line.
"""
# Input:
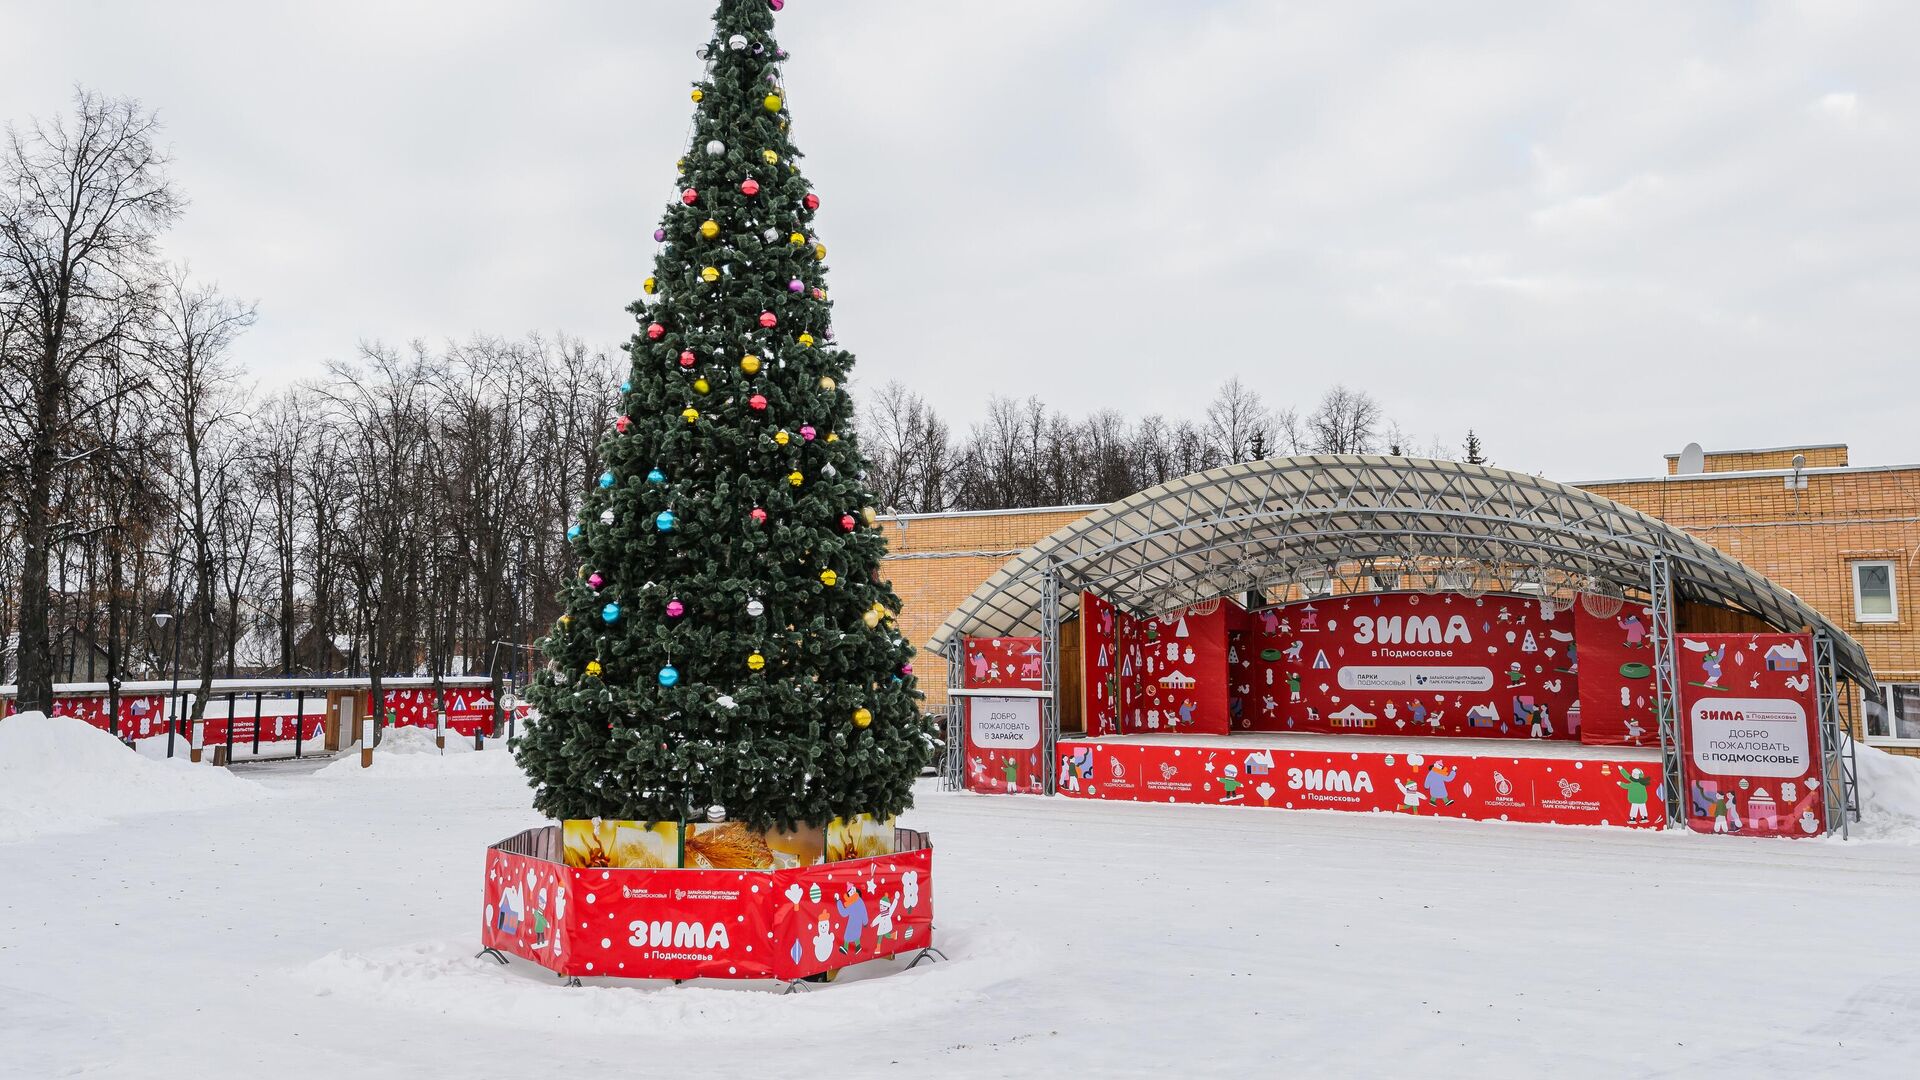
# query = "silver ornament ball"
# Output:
<box><xmin>746</xmin><ymin>598</ymin><xmax>765</xmax><ymax>617</ymax></box>
<box><xmin>706</xmin><ymin>804</ymin><xmax>727</xmax><ymax>822</ymax></box>
<box><xmin>706</xmin><ymin>139</ymin><xmax>725</xmax><ymax>156</ymax></box>
<box><xmin>599</xmin><ymin>509</ymin><xmax>615</xmax><ymax>525</ymax></box>
<box><xmin>727</xmin><ymin>33</ymin><xmax>748</xmax><ymax>51</ymax></box>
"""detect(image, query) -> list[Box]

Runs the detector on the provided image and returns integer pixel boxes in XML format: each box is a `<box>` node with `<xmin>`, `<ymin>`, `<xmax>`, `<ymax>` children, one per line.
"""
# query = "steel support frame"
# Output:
<box><xmin>1039</xmin><ymin>568</ymin><xmax>1061</xmax><ymax>796</ymax></box>
<box><xmin>1813</xmin><ymin>630</ymin><xmax>1854</xmax><ymax>838</ymax></box>
<box><xmin>1648</xmin><ymin>553</ymin><xmax>1685</xmax><ymax>828</ymax></box>
<box><xmin>942</xmin><ymin>637</ymin><xmax>964</xmax><ymax>791</ymax></box>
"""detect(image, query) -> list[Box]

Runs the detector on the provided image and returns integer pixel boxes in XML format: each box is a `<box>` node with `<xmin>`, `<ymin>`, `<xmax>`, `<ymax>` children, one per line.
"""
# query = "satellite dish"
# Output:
<box><xmin>1677</xmin><ymin>442</ymin><xmax>1705</xmax><ymax>474</ymax></box>
<box><xmin>1791</xmin><ymin>453</ymin><xmax>1806</xmax><ymax>470</ymax></box>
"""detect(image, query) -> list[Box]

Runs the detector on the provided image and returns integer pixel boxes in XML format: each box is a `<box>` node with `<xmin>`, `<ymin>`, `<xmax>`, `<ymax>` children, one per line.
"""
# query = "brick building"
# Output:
<box><xmin>880</xmin><ymin>444</ymin><xmax>1920</xmax><ymax>754</ymax></box>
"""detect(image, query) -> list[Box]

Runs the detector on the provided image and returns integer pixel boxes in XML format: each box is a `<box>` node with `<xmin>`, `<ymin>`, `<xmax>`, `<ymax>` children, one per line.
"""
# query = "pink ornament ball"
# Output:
<box><xmin>770</xmin><ymin>0</ymin><xmax>783</xmax><ymax>10</ymax></box>
<box><xmin>653</xmin><ymin>227</ymin><xmax>666</xmax><ymax>242</ymax></box>
<box><xmin>615</xmin><ymin>415</ymin><xmax>631</xmax><ymax>433</ymax></box>
<box><xmin>588</xmin><ymin>572</ymin><xmax>604</xmax><ymax>589</ymax></box>
<box><xmin>678</xmin><ymin>350</ymin><xmax>696</xmax><ymax>368</ymax></box>
<box><xmin>901</xmin><ymin>662</ymin><xmax>913</xmax><ymax>675</ymax></box>
<box><xmin>799</xmin><ymin>424</ymin><xmax>817</xmax><ymax>441</ymax></box>
<box><xmin>840</xmin><ymin>514</ymin><xmax>855</xmax><ymax>532</ymax></box>
<box><xmin>750</xmin><ymin>507</ymin><xmax>768</xmax><ymax>524</ymax></box>
<box><xmin>647</xmin><ymin>323</ymin><xmax>665</xmax><ymax>340</ymax></box>
<box><xmin>681</xmin><ymin>188</ymin><xmax>699</xmax><ymax>205</ymax></box>
<box><xmin>788</xmin><ymin>278</ymin><xmax>804</xmax><ymax>293</ymax></box>
<box><xmin>749</xmin><ymin>394</ymin><xmax>769</xmax><ymax>411</ymax></box>
<box><xmin>758</xmin><ymin>311</ymin><xmax>778</xmax><ymax>328</ymax></box>
<box><xmin>740</xmin><ymin>178</ymin><xmax>761</xmax><ymax>196</ymax></box>
<box><xmin>666</xmin><ymin>600</ymin><xmax>685</xmax><ymax>618</ymax></box>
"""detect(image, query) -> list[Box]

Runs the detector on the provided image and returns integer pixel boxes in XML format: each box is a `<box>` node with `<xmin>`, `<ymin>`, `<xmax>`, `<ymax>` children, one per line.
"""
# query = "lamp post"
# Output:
<box><xmin>154</xmin><ymin>612</ymin><xmax>183</xmax><ymax>759</ymax></box>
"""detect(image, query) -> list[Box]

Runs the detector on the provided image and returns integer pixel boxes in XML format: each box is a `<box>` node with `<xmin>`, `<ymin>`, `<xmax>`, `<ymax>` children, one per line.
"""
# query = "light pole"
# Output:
<box><xmin>154</xmin><ymin>612</ymin><xmax>183</xmax><ymax>758</ymax></box>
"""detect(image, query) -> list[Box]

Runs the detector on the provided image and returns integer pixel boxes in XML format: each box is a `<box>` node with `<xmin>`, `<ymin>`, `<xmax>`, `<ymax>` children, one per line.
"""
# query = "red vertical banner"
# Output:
<box><xmin>1573</xmin><ymin>600</ymin><xmax>1660</xmax><ymax>747</ymax></box>
<box><xmin>1081</xmin><ymin>592</ymin><xmax>1119</xmax><ymax>737</ymax></box>
<box><xmin>1121</xmin><ymin>604</ymin><xmax>1233</xmax><ymax>736</ymax></box>
<box><xmin>961</xmin><ymin>636</ymin><xmax>1045</xmax><ymax>795</ymax></box>
<box><xmin>1677</xmin><ymin>632</ymin><xmax>1827</xmax><ymax>838</ymax></box>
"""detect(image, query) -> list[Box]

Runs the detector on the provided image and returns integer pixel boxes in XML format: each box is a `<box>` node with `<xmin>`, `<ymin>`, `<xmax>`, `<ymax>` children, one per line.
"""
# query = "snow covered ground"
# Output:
<box><xmin>7</xmin><ymin>712</ymin><xmax>1920</xmax><ymax>1078</ymax></box>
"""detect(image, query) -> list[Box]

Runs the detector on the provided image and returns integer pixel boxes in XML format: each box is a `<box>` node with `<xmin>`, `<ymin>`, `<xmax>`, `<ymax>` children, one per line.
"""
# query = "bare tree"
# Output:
<box><xmin>1307</xmin><ymin>385</ymin><xmax>1383</xmax><ymax>455</ymax></box>
<box><xmin>860</xmin><ymin>380</ymin><xmax>952</xmax><ymax>514</ymax></box>
<box><xmin>1203</xmin><ymin>376</ymin><xmax>1272</xmax><ymax>465</ymax></box>
<box><xmin>0</xmin><ymin>90</ymin><xmax>181</xmax><ymax>713</ymax></box>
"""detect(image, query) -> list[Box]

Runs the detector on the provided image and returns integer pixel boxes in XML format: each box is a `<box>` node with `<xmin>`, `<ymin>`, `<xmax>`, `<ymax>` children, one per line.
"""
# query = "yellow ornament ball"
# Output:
<box><xmin>797</xmin><ymin>333</ymin><xmax>815</xmax><ymax>348</ymax></box>
<box><xmin>681</xmin><ymin>407</ymin><xmax>700</xmax><ymax>423</ymax></box>
<box><xmin>643</xmin><ymin>276</ymin><xmax>657</xmax><ymax>295</ymax></box>
<box><xmin>761</xmin><ymin>149</ymin><xmax>779</xmax><ymax>165</ymax></box>
<box><xmin>853</xmin><ymin>707</ymin><xmax>872</xmax><ymax>728</ymax></box>
<box><xmin>774</xmin><ymin>430</ymin><xmax>791</xmax><ymax>446</ymax></box>
<box><xmin>693</xmin><ymin>378</ymin><xmax>710</xmax><ymax>394</ymax></box>
<box><xmin>699</xmin><ymin>219</ymin><xmax>719</xmax><ymax>239</ymax></box>
<box><xmin>787</xmin><ymin>470</ymin><xmax>804</xmax><ymax>487</ymax></box>
<box><xmin>862</xmin><ymin>609</ymin><xmax>881</xmax><ymax>628</ymax></box>
<box><xmin>861</xmin><ymin>506</ymin><xmax>878</xmax><ymax>527</ymax></box>
<box><xmin>789</xmin><ymin>232</ymin><xmax>806</xmax><ymax>246</ymax></box>
<box><xmin>825</xmin><ymin>433</ymin><xmax>839</xmax><ymax>443</ymax></box>
<box><xmin>820</xmin><ymin>569</ymin><xmax>838</xmax><ymax>586</ymax></box>
<box><xmin>763</xmin><ymin>93</ymin><xmax>782</xmax><ymax>112</ymax></box>
<box><xmin>586</xmin><ymin>660</ymin><xmax>603</xmax><ymax>677</ymax></box>
<box><xmin>819</xmin><ymin>376</ymin><xmax>837</xmax><ymax>391</ymax></box>
<box><xmin>747</xmin><ymin>652</ymin><xmax>766</xmax><ymax>671</ymax></box>
<box><xmin>700</xmin><ymin>266</ymin><xmax>720</xmax><ymax>283</ymax></box>
<box><xmin>740</xmin><ymin>354</ymin><xmax>761</xmax><ymax>374</ymax></box>
<box><xmin>814</xmin><ymin>243</ymin><xmax>827</xmax><ymax>261</ymax></box>
<box><xmin>560</xmin><ymin>613</ymin><xmax>572</xmax><ymax>626</ymax></box>
<box><xmin>691</xmin><ymin>88</ymin><xmax>704</xmax><ymax>102</ymax></box>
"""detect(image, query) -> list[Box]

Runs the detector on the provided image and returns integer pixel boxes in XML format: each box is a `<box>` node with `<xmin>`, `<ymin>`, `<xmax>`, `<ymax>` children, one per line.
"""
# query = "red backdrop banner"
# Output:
<box><xmin>961</xmin><ymin>636</ymin><xmax>1046</xmax><ymax>794</ymax></box>
<box><xmin>1572</xmin><ymin>600</ymin><xmax>1660</xmax><ymax>747</ymax></box>
<box><xmin>962</xmin><ymin>635</ymin><xmax>1045</xmax><ymax>690</ymax></box>
<box><xmin>1232</xmin><ymin>592</ymin><xmax>1579</xmax><ymax>740</ymax></box>
<box><xmin>1119</xmin><ymin>604</ymin><xmax>1233</xmax><ymax>736</ymax></box>
<box><xmin>1058</xmin><ymin>738</ymin><xmax>1664</xmax><ymax>829</ymax></box>
<box><xmin>1081</xmin><ymin>592</ymin><xmax>1119</xmax><ymax>737</ymax></box>
<box><xmin>1677</xmin><ymin>632</ymin><xmax>1827</xmax><ymax>838</ymax></box>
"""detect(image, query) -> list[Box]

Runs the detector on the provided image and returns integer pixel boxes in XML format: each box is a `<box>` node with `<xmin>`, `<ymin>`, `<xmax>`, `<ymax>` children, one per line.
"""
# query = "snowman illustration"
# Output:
<box><xmin>811</xmin><ymin>914</ymin><xmax>834</xmax><ymax>962</ymax></box>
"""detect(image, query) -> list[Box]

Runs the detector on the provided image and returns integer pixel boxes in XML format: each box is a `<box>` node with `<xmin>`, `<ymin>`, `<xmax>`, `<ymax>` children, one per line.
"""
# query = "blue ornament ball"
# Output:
<box><xmin>566</xmin><ymin>524</ymin><xmax>581</xmax><ymax>542</ymax></box>
<box><xmin>655</xmin><ymin>510</ymin><xmax>677</xmax><ymax>531</ymax></box>
<box><xmin>647</xmin><ymin>468</ymin><xmax>667</xmax><ymax>485</ymax></box>
<box><xmin>601</xmin><ymin>602</ymin><xmax>621</xmax><ymax>623</ymax></box>
<box><xmin>598</xmin><ymin>470</ymin><xmax>615</xmax><ymax>489</ymax></box>
<box><xmin>621</xmin><ymin>380</ymin><xmax>632</xmax><ymax>393</ymax></box>
<box><xmin>658</xmin><ymin>664</ymin><xmax>680</xmax><ymax>687</ymax></box>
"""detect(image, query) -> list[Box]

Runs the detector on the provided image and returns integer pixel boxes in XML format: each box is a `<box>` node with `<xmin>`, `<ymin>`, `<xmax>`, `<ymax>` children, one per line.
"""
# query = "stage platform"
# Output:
<box><xmin>1053</xmin><ymin>731</ymin><xmax>1665</xmax><ymax>829</ymax></box>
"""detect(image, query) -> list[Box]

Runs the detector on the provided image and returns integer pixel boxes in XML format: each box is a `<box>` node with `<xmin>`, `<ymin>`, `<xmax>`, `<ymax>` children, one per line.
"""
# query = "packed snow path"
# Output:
<box><xmin>5</xmin><ymin>731</ymin><xmax>1920</xmax><ymax>1077</ymax></box>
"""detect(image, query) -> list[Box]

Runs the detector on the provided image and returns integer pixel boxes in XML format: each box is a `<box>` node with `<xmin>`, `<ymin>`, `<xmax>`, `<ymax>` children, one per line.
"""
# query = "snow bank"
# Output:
<box><xmin>0</xmin><ymin>711</ymin><xmax>266</xmax><ymax>845</ymax></box>
<box><xmin>314</xmin><ymin>729</ymin><xmax>524</xmax><ymax>781</ymax></box>
<box><xmin>1851</xmin><ymin>740</ymin><xmax>1920</xmax><ymax>841</ymax></box>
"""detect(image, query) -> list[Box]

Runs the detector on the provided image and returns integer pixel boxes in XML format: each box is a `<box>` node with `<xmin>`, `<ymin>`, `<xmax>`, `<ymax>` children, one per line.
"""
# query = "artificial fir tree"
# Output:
<box><xmin>517</xmin><ymin>0</ymin><xmax>930</xmax><ymax>832</ymax></box>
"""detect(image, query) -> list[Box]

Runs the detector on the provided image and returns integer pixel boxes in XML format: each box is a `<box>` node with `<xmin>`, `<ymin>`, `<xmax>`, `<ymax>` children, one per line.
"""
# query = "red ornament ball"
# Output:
<box><xmin>647</xmin><ymin>323</ymin><xmax>666</xmax><ymax>340</ymax></box>
<box><xmin>740</xmin><ymin>178</ymin><xmax>761</xmax><ymax>196</ymax></box>
<box><xmin>678</xmin><ymin>350</ymin><xmax>696</xmax><ymax>368</ymax></box>
<box><xmin>749</xmin><ymin>394</ymin><xmax>769</xmax><ymax>411</ymax></box>
<box><xmin>803</xmin><ymin>192</ymin><xmax>820</xmax><ymax>211</ymax></box>
<box><xmin>758</xmin><ymin>311</ymin><xmax>778</xmax><ymax>328</ymax></box>
<box><xmin>615</xmin><ymin>415</ymin><xmax>631</xmax><ymax>433</ymax></box>
<box><xmin>681</xmin><ymin>188</ymin><xmax>699</xmax><ymax>205</ymax></box>
<box><xmin>840</xmin><ymin>514</ymin><xmax>856</xmax><ymax>532</ymax></box>
<box><xmin>750</xmin><ymin>507</ymin><xmax>768</xmax><ymax>524</ymax></box>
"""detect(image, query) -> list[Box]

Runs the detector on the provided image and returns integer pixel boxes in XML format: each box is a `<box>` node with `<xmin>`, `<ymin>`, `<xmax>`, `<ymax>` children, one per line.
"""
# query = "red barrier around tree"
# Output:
<box><xmin>481</xmin><ymin>828</ymin><xmax>935</xmax><ymax>981</ymax></box>
<box><xmin>1676</xmin><ymin>632</ymin><xmax>1827</xmax><ymax>837</ymax></box>
<box><xmin>1057</xmin><ymin>738</ymin><xmax>1664</xmax><ymax>829</ymax></box>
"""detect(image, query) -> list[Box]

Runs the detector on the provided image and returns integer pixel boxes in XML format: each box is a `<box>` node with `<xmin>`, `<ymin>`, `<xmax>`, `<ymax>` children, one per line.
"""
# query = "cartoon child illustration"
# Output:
<box><xmin>835</xmin><ymin>885</ymin><xmax>871</xmax><ymax>954</ymax></box>
<box><xmin>1001</xmin><ymin>756</ymin><xmax>1020</xmax><ymax>790</ymax></box>
<box><xmin>530</xmin><ymin>886</ymin><xmax>551</xmax><ymax>950</ymax></box>
<box><xmin>1410</xmin><ymin>700</ymin><xmax>1429</xmax><ymax>727</ymax></box>
<box><xmin>1423</xmin><ymin>762</ymin><xmax>1459</xmax><ymax>806</ymax></box>
<box><xmin>1700</xmin><ymin>644</ymin><xmax>1726</xmax><ymax>688</ymax></box>
<box><xmin>1219</xmin><ymin>763</ymin><xmax>1242</xmax><ymax>801</ymax></box>
<box><xmin>873</xmin><ymin>894</ymin><xmax>898</xmax><ymax>946</ymax></box>
<box><xmin>1565</xmin><ymin>641</ymin><xmax>1578</xmax><ymax>674</ymax></box>
<box><xmin>968</xmin><ymin>650</ymin><xmax>990</xmax><ymax>682</ymax></box>
<box><xmin>1393</xmin><ymin>778</ymin><xmax>1426</xmax><ymax>814</ymax></box>
<box><xmin>1618</xmin><ymin>614</ymin><xmax>1647</xmax><ymax>647</ymax></box>
<box><xmin>1286</xmin><ymin>671</ymin><xmax>1302</xmax><ymax>703</ymax></box>
<box><xmin>1617</xmin><ymin>768</ymin><xmax>1653</xmax><ymax>822</ymax></box>
<box><xmin>1283</xmin><ymin>640</ymin><xmax>1305</xmax><ymax>664</ymax></box>
<box><xmin>1694</xmin><ymin>781</ymin><xmax>1737</xmax><ymax>833</ymax></box>
<box><xmin>1623</xmin><ymin>716</ymin><xmax>1647</xmax><ymax>743</ymax></box>
<box><xmin>812</xmin><ymin>914</ymin><xmax>835</xmax><ymax>962</ymax></box>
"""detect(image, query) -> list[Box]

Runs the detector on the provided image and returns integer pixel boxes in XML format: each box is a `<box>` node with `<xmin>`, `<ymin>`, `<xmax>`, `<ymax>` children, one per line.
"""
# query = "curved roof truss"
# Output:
<box><xmin>925</xmin><ymin>455</ymin><xmax>1874</xmax><ymax>688</ymax></box>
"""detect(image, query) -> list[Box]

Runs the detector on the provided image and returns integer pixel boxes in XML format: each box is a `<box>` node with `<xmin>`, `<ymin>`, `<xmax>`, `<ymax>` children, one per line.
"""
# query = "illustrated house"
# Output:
<box><xmin>1465</xmin><ymin>704</ymin><xmax>1499</xmax><ymax>728</ymax></box>
<box><xmin>1764</xmin><ymin>640</ymin><xmax>1806</xmax><ymax>672</ymax></box>
<box><xmin>1327</xmin><ymin>704</ymin><xmax>1377</xmax><ymax>729</ymax></box>
<box><xmin>1159</xmin><ymin>670</ymin><xmax>1198</xmax><ymax>689</ymax></box>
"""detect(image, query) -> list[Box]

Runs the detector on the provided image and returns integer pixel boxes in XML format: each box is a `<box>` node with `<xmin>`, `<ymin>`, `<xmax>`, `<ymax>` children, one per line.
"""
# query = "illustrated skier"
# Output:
<box><xmin>1423</xmin><ymin>762</ymin><xmax>1459</xmax><ymax>807</ymax></box>
<box><xmin>1617</xmin><ymin>768</ymin><xmax>1653</xmax><ymax>822</ymax></box>
<box><xmin>1700</xmin><ymin>643</ymin><xmax>1726</xmax><ymax>688</ymax></box>
<box><xmin>1219</xmin><ymin>763</ymin><xmax>1242</xmax><ymax>801</ymax></box>
<box><xmin>835</xmin><ymin>885</ymin><xmax>871</xmax><ymax>954</ymax></box>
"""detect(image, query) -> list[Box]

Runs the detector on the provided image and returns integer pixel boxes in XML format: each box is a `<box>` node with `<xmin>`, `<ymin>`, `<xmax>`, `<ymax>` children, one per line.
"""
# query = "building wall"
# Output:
<box><xmin>883</xmin><ymin>447</ymin><xmax>1920</xmax><ymax>758</ymax></box>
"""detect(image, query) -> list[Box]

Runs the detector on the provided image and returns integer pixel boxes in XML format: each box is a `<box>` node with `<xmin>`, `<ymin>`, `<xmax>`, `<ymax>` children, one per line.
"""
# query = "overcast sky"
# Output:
<box><xmin>4</xmin><ymin>1</ymin><xmax>1914</xmax><ymax>481</ymax></box>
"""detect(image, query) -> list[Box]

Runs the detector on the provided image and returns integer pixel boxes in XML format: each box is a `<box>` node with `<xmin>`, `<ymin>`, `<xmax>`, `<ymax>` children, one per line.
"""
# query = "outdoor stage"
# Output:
<box><xmin>1055</xmin><ymin>731</ymin><xmax>1666</xmax><ymax>829</ymax></box>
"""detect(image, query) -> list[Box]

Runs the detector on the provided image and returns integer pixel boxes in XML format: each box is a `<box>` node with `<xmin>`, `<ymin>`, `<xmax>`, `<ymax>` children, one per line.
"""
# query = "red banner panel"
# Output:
<box><xmin>1059</xmin><ymin>739</ymin><xmax>1663</xmax><ymax>829</ymax></box>
<box><xmin>962</xmin><ymin>636</ymin><xmax>1044</xmax><ymax>691</ymax></box>
<box><xmin>1233</xmin><ymin>593</ymin><xmax>1579</xmax><ymax>741</ymax></box>
<box><xmin>482</xmin><ymin>847</ymin><xmax>573</xmax><ymax>974</ymax></box>
<box><xmin>1572</xmin><ymin>600</ymin><xmax>1659</xmax><ymax>746</ymax></box>
<box><xmin>6</xmin><ymin>694</ymin><xmax>168</xmax><ymax>735</ymax></box>
<box><xmin>1081</xmin><ymin>591</ymin><xmax>1119</xmax><ymax>737</ymax></box>
<box><xmin>963</xmin><ymin>695</ymin><xmax>1044</xmax><ymax>794</ymax></box>
<box><xmin>772</xmin><ymin>846</ymin><xmax>935</xmax><ymax>979</ymax></box>
<box><xmin>384</xmin><ymin>686</ymin><xmax>497</xmax><ymax>736</ymax></box>
<box><xmin>1677</xmin><ymin>632</ymin><xmax>1827</xmax><ymax>838</ymax></box>
<box><xmin>1118</xmin><ymin>604</ymin><xmax>1233</xmax><ymax>736</ymax></box>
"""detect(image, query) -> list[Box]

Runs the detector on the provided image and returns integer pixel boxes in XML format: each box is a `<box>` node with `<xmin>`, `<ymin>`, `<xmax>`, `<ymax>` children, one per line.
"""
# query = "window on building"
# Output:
<box><xmin>1852</xmin><ymin>560</ymin><xmax>1898</xmax><ymax>622</ymax></box>
<box><xmin>1864</xmin><ymin>684</ymin><xmax>1920</xmax><ymax>742</ymax></box>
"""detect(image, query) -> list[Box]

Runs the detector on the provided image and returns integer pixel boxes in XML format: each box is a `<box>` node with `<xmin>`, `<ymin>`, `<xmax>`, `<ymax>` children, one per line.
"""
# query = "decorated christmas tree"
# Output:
<box><xmin>517</xmin><ymin>0</ymin><xmax>929</xmax><ymax>833</ymax></box>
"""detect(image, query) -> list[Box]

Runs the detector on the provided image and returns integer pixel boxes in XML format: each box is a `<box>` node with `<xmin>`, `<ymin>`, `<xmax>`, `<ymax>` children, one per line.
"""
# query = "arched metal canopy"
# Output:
<box><xmin>925</xmin><ymin>454</ymin><xmax>1874</xmax><ymax>689</ymax></box>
